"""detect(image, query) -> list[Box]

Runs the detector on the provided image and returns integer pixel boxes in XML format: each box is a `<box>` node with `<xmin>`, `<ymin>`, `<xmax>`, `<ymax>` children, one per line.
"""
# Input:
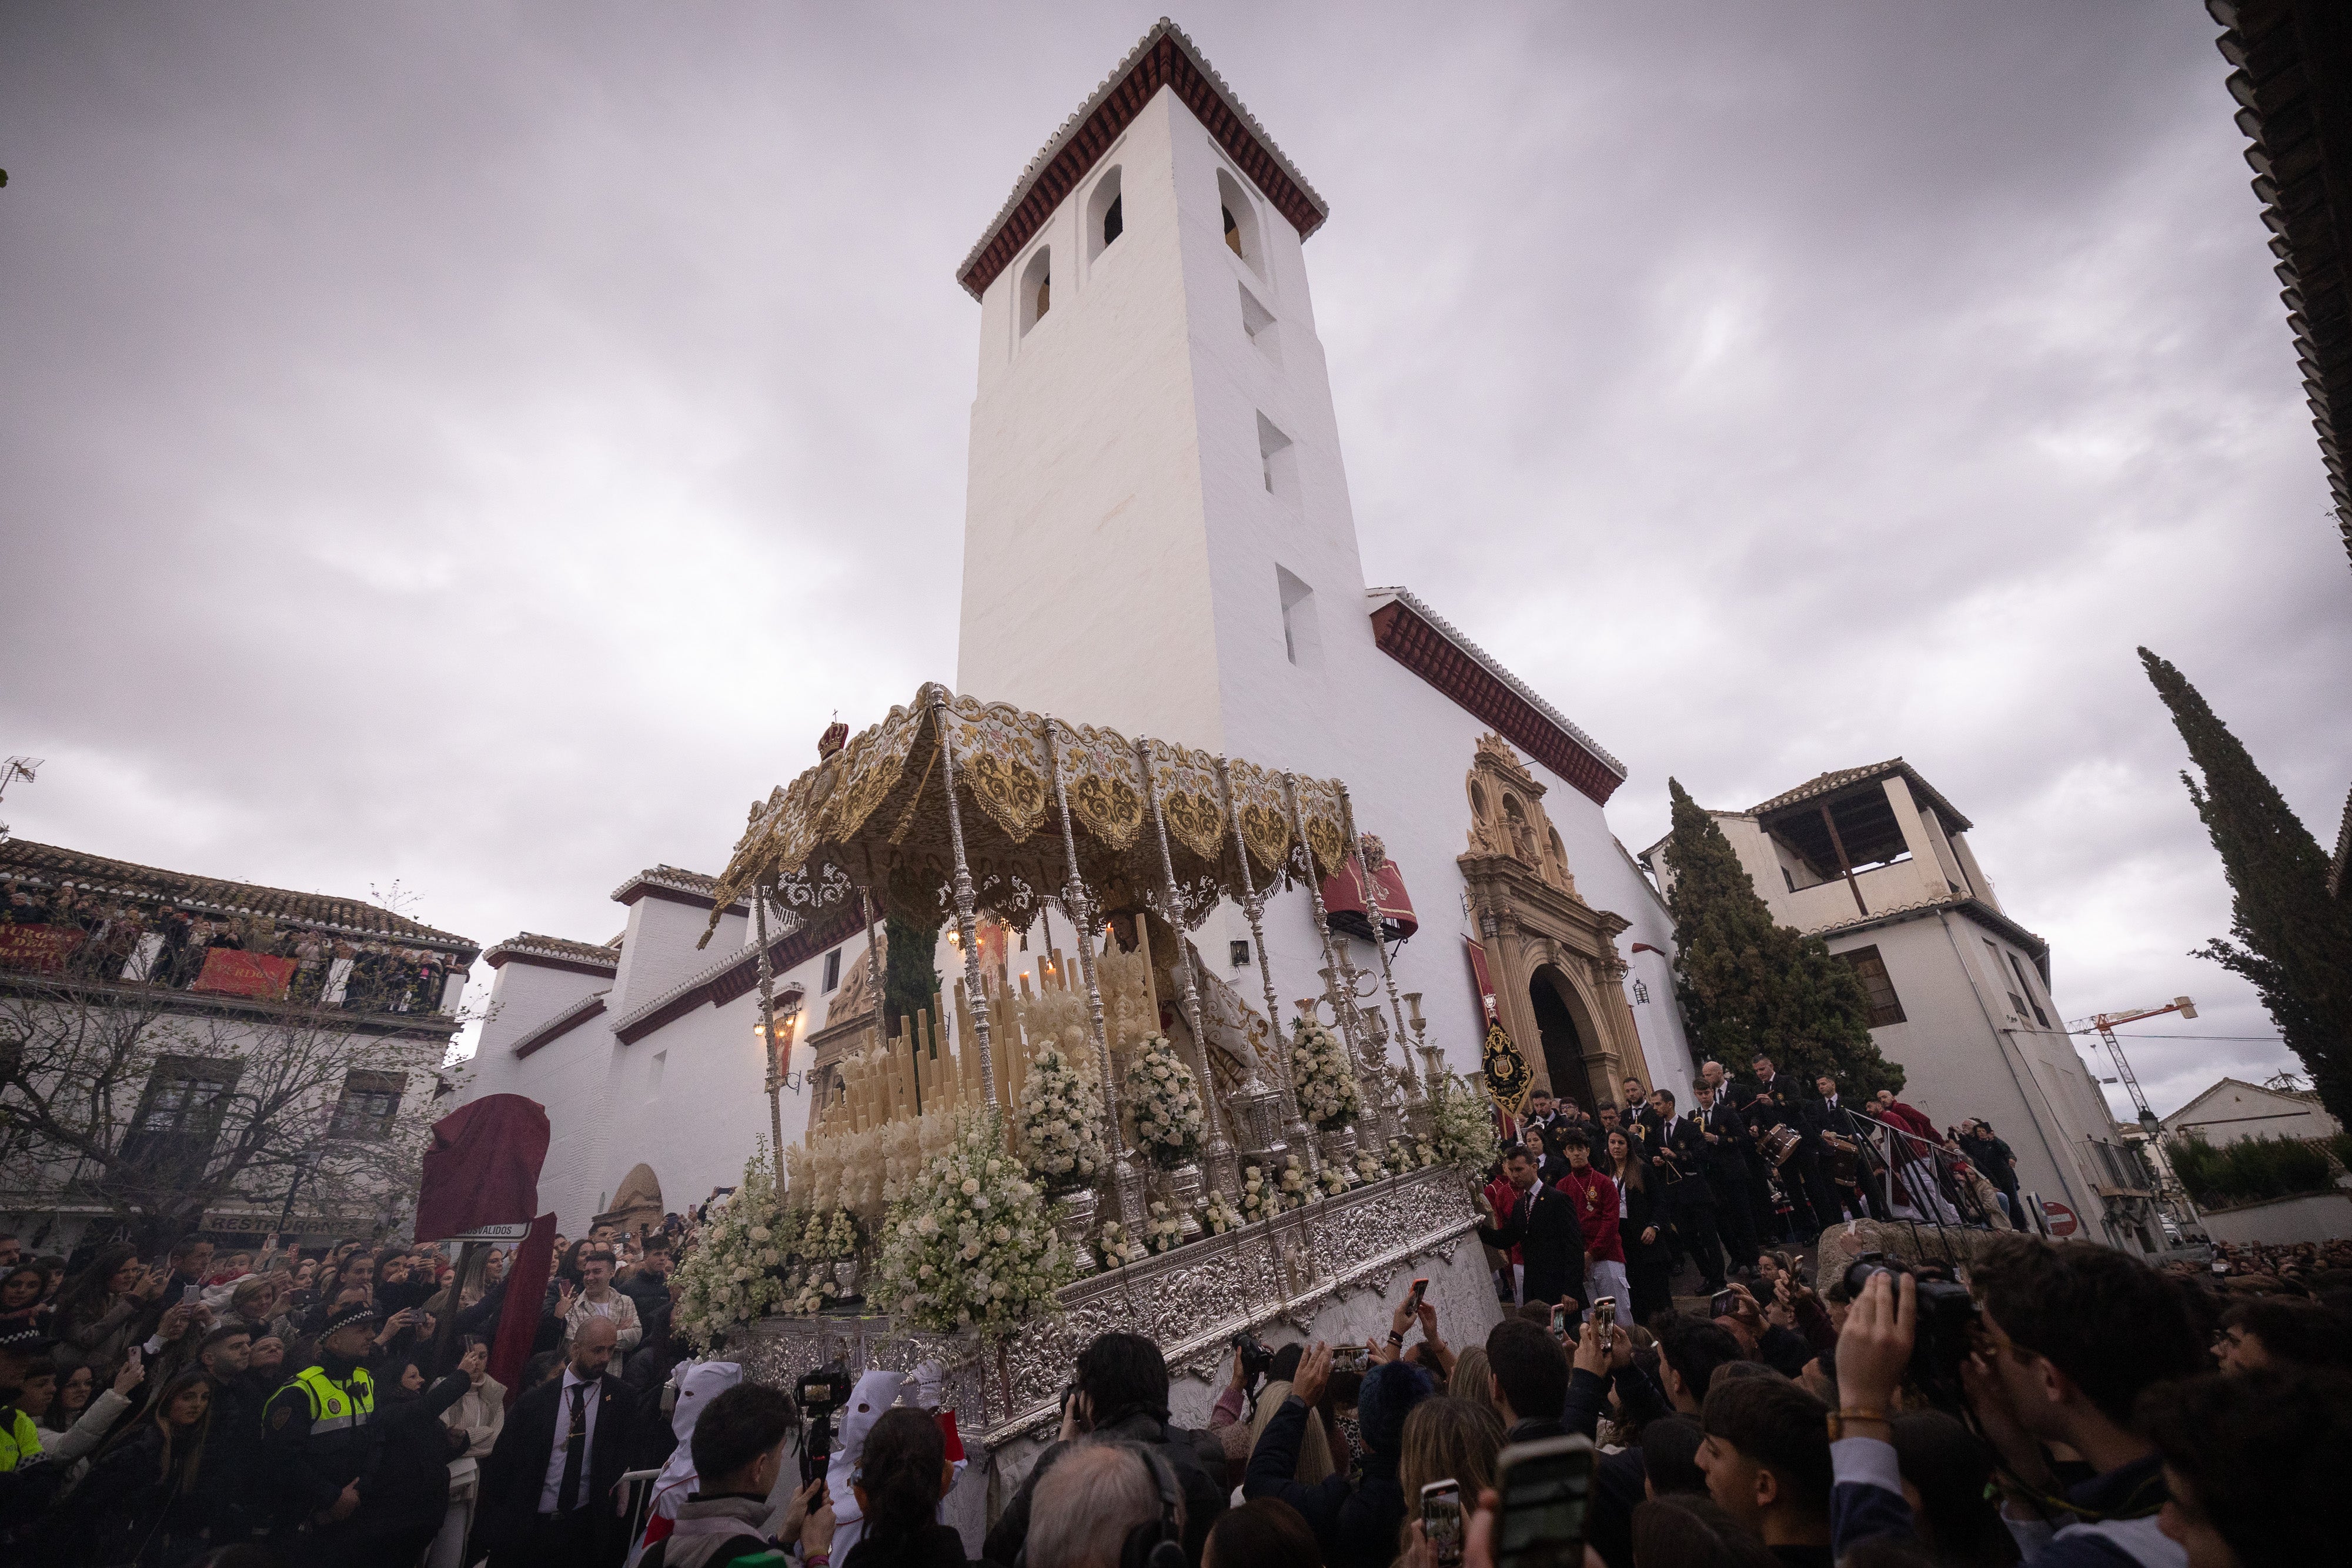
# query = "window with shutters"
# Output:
<box><xmin>119</xmin><ymin>1057</ymin><xmax>241</xmax><ymax>1176</ymax></box>
<box><xmin>329</xmin><ymin>1069</ymin><xmax>408</xmax><ymax>1141</ymax></box>
<box><xmin>1840</xmin><ymin>945</ymin><xmax>1907</xmax><ymax>1028</ymax></box>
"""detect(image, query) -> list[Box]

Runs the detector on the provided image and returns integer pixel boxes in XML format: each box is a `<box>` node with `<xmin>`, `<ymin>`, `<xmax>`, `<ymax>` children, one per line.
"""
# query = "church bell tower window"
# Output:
<box><xmin>1089</xmin><ymin>167</ymin><xmax>1124</xmax><ymax>260</ymax></box>
<box><xmin>1019</xmin><ymin>247</ymin><xmax>1051</xmax><ymax>336</ymax></box>
<box><xmin>1215</xmin><ymin>168</ymin><xmax>1261</xmax><ymax>275</ymax></box>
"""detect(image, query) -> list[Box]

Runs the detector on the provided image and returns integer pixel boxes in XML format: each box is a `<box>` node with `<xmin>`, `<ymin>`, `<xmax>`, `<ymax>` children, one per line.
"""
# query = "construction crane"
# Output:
<box><xmin>2067</xmin><ymin>997</ymin><xmax>2203</xmax><ymax>1248</ymax></box>
<box><xmin>2066</xmin><ymin>997</ymin><xmax>2196</xmax><ymax>1129</ymax></box>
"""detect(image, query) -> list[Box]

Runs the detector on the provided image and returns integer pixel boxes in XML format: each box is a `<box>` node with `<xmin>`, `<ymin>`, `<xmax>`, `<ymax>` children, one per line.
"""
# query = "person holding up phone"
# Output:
<box><xmin>1245</xmin><ymin>1339</ymin><xmax>1436</xmax><ymax>1568</ymax></box>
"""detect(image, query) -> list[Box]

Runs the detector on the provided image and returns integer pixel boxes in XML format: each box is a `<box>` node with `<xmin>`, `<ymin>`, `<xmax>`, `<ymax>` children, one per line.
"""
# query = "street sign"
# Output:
<box><xmin>444</xmin><ymin>1222</ymin><xmax>533</xmax><ymax>1242</ymax></box>
<box><xmin>2042</xmin><ymin>1200</ymin><xmax>2079</xmax><ymax>1238</ymax></box>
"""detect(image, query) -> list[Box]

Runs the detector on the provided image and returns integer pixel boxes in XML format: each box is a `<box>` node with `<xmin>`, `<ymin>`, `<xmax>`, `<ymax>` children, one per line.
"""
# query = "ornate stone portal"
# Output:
<box><xmin>1460</xmin><ymin>735</ymin><xmax>1648</xmax><ymax>1109</ymax></box>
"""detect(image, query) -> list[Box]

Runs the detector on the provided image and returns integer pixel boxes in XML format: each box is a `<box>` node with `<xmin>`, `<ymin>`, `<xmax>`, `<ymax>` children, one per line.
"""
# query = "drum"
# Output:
<box><xmin>1759</xmin><ymin>1124</ymin><xmax>1803</xmax><ymax>1166</ymax></box>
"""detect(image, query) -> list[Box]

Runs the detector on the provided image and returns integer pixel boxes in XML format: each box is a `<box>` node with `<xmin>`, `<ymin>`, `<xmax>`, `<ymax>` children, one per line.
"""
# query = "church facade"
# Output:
<box><xmin>456</xmin><ymin>21</ymin><xmax>1693</xmax><ymax>1233</ymax></box>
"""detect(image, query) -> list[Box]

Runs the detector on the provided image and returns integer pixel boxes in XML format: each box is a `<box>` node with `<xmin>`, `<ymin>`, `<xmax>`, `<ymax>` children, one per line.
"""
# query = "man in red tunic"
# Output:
<box><xmin>1552</xmin><ymin>1140</ymin><xmax>1625</xmax><ymax>1327</ymax></box>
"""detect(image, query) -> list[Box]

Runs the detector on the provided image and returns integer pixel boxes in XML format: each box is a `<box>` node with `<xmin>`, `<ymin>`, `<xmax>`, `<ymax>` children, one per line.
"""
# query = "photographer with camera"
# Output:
<box><xmin>985</xmin><ymin>1332</ymin><xmax>1227</xmax><ymax>1567</ymax></box>
<box><xmin>1831</xmin><ymin>1236</ymin><xmax>2208</xmax><ymax>1567</ymax></box>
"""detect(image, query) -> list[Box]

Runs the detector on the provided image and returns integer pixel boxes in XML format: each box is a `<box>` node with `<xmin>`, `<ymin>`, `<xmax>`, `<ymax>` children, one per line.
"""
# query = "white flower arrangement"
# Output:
<box><xmin>800</xmin><ymin>1206</ymin><xmax>860</xmax><ymax>1261</ymax></box>
<box><xmin>1354</xmin><ymin>1149</ymin><xmax>1389</xmax><ymax>1186</ymax></box>
<box><xmin>778</xmin><ymin>1261</ymin><xmax>834</xmax><ymax>1316</ymax></box>
<box><xmin>1017</xmin><ymin>1035</ymin><xmax>1107</xmax><ymax>1194</ymax></box>
<box><xmin>1278</xmin><ymin>1153</ymin><xmax>1309</xmax><ymax>1207</ymax></box>
<box><xmin>1317</xmin><ymin>1160</ymin><xmax>1359</xmax><ymax>1197</ymax></box>
<box><xmin>870</xmin><ymin>1109</ymin><xmax>1074</xmax><ymax>1338</ymax></box>
<box><xmin>1240</xmin><ymin>1164</ymin><xmax>1278</xmax><ymax>1223</ymax></box>
<box><xmin>672</xmin><ymin>1144</ymin><xmax>789</xmax><ymax>1348</ymax></box>
<box><xmin>1123</xmin><ymin>1034</ymin><xmax>1205</xmax><ymax>1169</ymax></box>
<box><xmin>1291</xmin><ymin>1016</ymin><xmax>1361</xmax><ymax>1131</ymax></box>
<box><xmin>1202</xmin><ymin>1186</ymin><xmax>1242</xmax><ymax>1236</ymax></box>
<box><xmin>1144</xmin><ymin>1199</ymin><xmax>1185</xmax><ymax>1253</ymax></box>
<box><xmin>1430</xmin><ymin>1068</ymin><xmax>1502</xmax><ymax>1176</ymax></box>
<box><xmin>1384</xmin><ymin>1136</ymin><xmax>1438</xmax><ymax>1176</ymax></box>
<box><xmin>1097</xmin><ymin>1220</ymin><xmax>1145</xmax><ymax>1269</ymax></box>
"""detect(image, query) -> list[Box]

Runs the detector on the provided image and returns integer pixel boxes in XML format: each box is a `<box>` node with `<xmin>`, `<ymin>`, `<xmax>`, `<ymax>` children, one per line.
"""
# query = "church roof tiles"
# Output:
<box><xmin>958</xmin><ymin>18</ymin><xmax>1329</xmax><ymax>299</ymax></box>
<box><xmin>1365</xmin><ymin>587</ymin><xmax>1626</xmax><ymax>807</ymax></box>
<box><xmin>0</xmin><ymin>837</ymin><xmax>476</xmax><ymax>953</ymax></box>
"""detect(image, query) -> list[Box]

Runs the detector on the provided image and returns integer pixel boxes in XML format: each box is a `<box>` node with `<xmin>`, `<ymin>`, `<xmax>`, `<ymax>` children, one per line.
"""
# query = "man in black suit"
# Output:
<box><xmin>1810</xmin><ymin>1073</ymin><xmax>1879</xmax><ymax>1222</ymax></box>
<box><xmin>1739</xmin><ymin>1054</ymin><xmax>1825</xmax><ymax>1239</ymax></box>
<box><xmin>1476</xmin><ymin>1144</ymin><xmax>1589</xmax><ymax>1314</ymax></box>
<box><xmin>477</xmin><ymin>1316</ymin><xmax>637</xmax><ymax>1568</ymax></box>
<box><xmin>1649</xmin><ymin>1091</ymin><xmax>1728</xmax><ymax>1292</ymax></box>
<box><xmin>1689</xmin><ymin>1079</ymin><xmax>1762</xmax><ymax>1270</ymax></box>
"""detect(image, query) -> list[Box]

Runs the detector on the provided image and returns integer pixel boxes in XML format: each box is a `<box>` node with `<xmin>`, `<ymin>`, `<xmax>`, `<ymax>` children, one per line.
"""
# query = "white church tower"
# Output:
<box><xmin>954</xmin><ymin>21</ymin><xmax>1696</xmax><ymax>1114</ymax></box>
<box><xmin>955</xmin><ymin>23</ymin><xmax>1361</xmax><ymax>781</ymax></box>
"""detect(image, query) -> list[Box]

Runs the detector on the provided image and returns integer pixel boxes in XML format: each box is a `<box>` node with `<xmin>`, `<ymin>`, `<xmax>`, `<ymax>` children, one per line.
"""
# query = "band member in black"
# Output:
<box><xmin>1689</xmin><ymin>1078</ymin><xmax>1763</xmax><ymax>1269</ymax></box>
<box><xmin>1740</xmin><ymin>1054</ymin><xmax>1825</xmax><ymax>1239</ymax></box>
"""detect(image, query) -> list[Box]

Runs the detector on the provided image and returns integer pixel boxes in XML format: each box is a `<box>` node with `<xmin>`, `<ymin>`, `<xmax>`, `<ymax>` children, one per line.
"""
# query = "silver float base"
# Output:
<box><xmin>730</xmin><ymin>1165</ymin><xmax>1494</xmax><ymax>1549</ymax></box>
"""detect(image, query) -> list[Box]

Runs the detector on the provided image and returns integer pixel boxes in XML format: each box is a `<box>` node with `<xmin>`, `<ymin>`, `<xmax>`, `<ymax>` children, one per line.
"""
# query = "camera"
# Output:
<box><xmin>795</xmin><ymin>1362</ymin><xmax>855</xmax><ymax>1486</ymax></box>
<box><xmin>1842</xmin><ymin>1251</ymin><xmax>1979</xmax><ymax>1409</ymax></box>
<box><xmin>1231</xmin><ymin>1332</ymin><xmax>1272</xmax><ymax>1389</ymax></box>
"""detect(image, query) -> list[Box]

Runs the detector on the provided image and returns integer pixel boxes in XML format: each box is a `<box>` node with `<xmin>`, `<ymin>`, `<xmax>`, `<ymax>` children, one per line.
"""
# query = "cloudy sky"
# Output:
<box><xmin>4</xmin><ymin>3</ymin><xmax>2343</xmax><ymax>1116</ymax></box>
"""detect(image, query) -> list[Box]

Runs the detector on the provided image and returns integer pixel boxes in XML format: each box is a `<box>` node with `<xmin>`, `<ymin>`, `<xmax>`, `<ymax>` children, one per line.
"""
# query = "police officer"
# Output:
<box><xmin>262</xmin><ymin>1300</ymin><xmax>379</xmax><ymax>1555</ymax></box>
<box><xmin>0</xmin><ymin>1324</ymin><xmax>67</xmax><ymax>1548</ymax></box>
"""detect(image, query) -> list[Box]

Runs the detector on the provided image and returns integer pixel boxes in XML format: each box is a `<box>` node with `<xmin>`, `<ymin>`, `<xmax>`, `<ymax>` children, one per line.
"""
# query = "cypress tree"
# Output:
<box><xmin>2140</xmin><ymin>648</ymin><xmax>2352</xmax><ymax>1125</ymax></box>
<box><xmin>1662</xmin><ymin>778</ymin><xmax>1902</xmax><ymax>1094</ymax></box>
<box><xmin>882</xmin><ymin>910</ymin><xmax>942</xmax><ymax>1039</ymax></box>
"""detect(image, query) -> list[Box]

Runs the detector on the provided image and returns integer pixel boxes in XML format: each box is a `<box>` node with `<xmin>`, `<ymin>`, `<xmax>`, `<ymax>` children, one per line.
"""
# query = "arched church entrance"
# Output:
<box><xmin>1459</xmin><ymin>733</ymin><xmax>1653</xmax><ymax>1112</ymax></box>
<box><xmin>1530</xmin><ymin>965</ymin><xmax>1596</xmax><ymax>1111</ymax></box>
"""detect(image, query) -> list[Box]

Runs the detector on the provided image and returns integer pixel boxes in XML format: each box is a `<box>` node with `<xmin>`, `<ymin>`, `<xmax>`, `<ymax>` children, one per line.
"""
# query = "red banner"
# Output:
<box><xmin>1321</xmin><ymin>860</ymin><xmax>1418</xmax><ymax>942</ymax></box>
<box><xmin>0</xmin><ymin>924</ymin><xmax>85</xmax><ymax>974</ymax></box>
<box><xmin>191</xmin><ymin>948</ymin><xmax>297</xmax><ymax>999</ymax></box>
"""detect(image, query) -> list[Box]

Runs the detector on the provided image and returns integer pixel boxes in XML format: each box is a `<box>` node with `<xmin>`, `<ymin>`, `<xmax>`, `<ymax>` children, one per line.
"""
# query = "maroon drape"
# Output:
<box><xmin>490</xmin><ymin>1212</ymin><xmax>556</xmax><ymax>1403</ymax></box>
<box><xmin>414</xmin><ymin>1094</ymin><xmax>550</xmax><ymax>1242</ymax></box>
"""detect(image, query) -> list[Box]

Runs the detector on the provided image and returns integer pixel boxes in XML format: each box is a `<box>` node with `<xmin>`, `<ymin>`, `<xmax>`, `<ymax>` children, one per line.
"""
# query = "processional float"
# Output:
<box><xmin>703</xmin><ymin>684</ymin><xmax>1487</xmax><ymax>1445</ymax></box>
<box><xmin>706</xmin><ymin>684</ymin><xmax>1446</xmax><ymax>1221</ymax></box>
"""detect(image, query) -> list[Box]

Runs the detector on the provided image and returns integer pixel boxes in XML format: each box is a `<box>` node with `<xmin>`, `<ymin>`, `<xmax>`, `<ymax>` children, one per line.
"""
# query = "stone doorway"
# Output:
<box><xmin>1530</xmin><ymin>966</ymin><xmax>1596</xmax><ymax>1111</ymax></box>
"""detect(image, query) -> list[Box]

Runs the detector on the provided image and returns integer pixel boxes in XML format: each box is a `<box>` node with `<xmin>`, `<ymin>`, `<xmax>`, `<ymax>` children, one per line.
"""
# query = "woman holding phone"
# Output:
<box><xmin>49</xmin><ymin>1245</ymin><xmax>163</xmax><ymax>1373</ymax></box>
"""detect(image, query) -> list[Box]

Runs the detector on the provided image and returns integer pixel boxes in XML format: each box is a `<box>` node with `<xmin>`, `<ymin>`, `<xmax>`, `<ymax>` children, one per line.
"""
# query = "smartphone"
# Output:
<box><xmin>180</xmin><ymin>1283</ymin><xmax>201</xmax><ymax>1306</ymax></box>
<box><xmin>1549</xmin><ymin>1303</ymin><xmax>1571</xmax><ymax>1339</ymax></box>
<box><xmin>1710</xmin><ymin>1288</ymin><xmax>1735</xmax><ymax>1318</ymax></box>
<box><xmin>1406</xmin><ymin>1276</ymin><xmax>1430</xmax><ymax>1314</ymax></box>
<box><xmin>1592</xmin><ymin>1296</ymin><xmax>1616</xmax><ymax>1330</ymax></box>
<box><xmin>1494</xmin><ymin>1433</ymin><xmax>1595</xmax><ymax>1568</ymax></box>
<box><xmin>1421</xmin><ymin>1479</ymin><xmax>1465</xmax><ymax>1568</ymax></box>
<box><xmin>1331</xmin><ymin>1345</ymin><xmax>1369</xmax><ymax>1372</ymax></box>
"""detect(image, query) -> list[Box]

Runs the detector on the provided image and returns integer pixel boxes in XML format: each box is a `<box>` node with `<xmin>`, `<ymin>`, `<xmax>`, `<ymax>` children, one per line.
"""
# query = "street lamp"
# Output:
<box><xmin>757</xmin><ymin>986</ymin><xmax>807</xmax><ymax>1158</ymax></box>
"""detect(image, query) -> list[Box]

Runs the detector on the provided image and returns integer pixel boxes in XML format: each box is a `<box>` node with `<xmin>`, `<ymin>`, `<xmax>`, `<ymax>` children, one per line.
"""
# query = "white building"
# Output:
<box><xmin>456</xmin><ymin>21</ymin><xmax>1698</xmax><ymax>1232</ymax></box>
<box><xmin>2163</xmin><ymin>1077</ymin><xmax>2344</xmax><ymax>1149</ymax></box>
<box><xmin>1639</xmin><ymin>760</ymin><xmax>2164</xmax><ymax>1252</ymax></box>
<box><xmin>0</xmin><ymin>838</ymin><xmax>477</xmax><ymax>1250</ymax></box>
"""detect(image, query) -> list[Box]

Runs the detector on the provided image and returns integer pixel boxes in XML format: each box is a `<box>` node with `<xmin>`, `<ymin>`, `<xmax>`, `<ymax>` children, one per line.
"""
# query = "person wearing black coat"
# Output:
<box><xmin>1688</xmin><ymin>1082</ymin><xmax>1763</xmax><ymax>1271</ymax></box>
<box><xmin>983</xmin><ymin>1331</ymin><xmax>1227</xmax><ymax>1567</ymax></box>
<box><xmin>1605</xmin><ymin>1137</ymin><xmax>1676</xmax><ymax>1326</ymax></box>
<box><xmin>476</xmin><ymin>1318</ymin><xmax>637</xmax><ymax>1568</ymax></box>
<box><xmin>1243</xmin><ymin>1346</ymin><xmax>1433</xmax><ymax>1568</ymax></box>
<box><xmin>1475</xmin><ymin>1146</ymin><xmax>1588</xmax><ymax>1310</ymax></box>
<box><xmin>325</xmin><ymin>1352</ymin><xmax>479</xmax><ymax>1568</ymax></box>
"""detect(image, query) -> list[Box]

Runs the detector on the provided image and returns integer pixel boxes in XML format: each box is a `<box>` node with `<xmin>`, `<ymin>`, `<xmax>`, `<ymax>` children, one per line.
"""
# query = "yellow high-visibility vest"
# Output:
<box><xmin>275</xmin><ymin>1364</ymin><xmax>375</xmax><ymax>1435</ymax></box>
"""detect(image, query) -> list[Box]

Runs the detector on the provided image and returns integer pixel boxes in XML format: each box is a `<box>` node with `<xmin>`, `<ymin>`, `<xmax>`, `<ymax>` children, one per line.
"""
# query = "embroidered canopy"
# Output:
<box><xmin>701</xmin><ymin>684</ymin><xmax>1355</xmax><ymax>945</ymax></box>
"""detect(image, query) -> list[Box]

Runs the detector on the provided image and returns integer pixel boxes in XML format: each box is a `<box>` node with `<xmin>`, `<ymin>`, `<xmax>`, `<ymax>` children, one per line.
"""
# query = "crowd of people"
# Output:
<box><xmin>3</xmin><ymin>1087</ymin><xmax>2348</xmax><ymax>1568</ymax></box>
<box><xmin>0</xmin><ymin>1219</ymin><xmax>684</xmax><ymax>1567</ymax></box>
<box><xmin>0</xmin><ymin>877</ymin><xmax>465</xmax><ymax>1014</ymax></box>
